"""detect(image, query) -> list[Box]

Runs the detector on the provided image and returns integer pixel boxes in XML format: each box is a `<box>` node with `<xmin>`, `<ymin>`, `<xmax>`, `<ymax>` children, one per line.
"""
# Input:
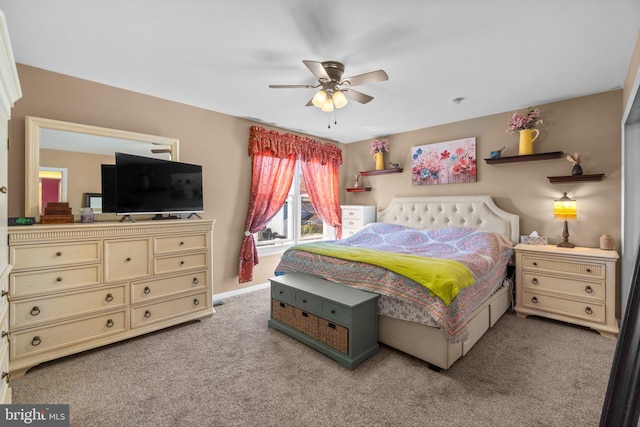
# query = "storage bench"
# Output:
<box><xmin>268</xmin><ymin>273</ymin><xmax>379</xmax><ymax>369</ymax></box>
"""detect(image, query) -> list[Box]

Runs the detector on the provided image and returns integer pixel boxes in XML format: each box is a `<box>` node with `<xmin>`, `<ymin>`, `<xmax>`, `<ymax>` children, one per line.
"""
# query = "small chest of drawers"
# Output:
<box><xmin>268</xmin><ymin>273</ymin><xmax>379</xmax><ymax>369</ymax></box>
<box><xmin>341</xmin><ymin>205</ymin><xmax>376</xmax><ymax>238</ymax></box>
<box><xmin>514</xmin><ymin>244</ymin><xmax>619</xmax><ymax>337</ymax></box>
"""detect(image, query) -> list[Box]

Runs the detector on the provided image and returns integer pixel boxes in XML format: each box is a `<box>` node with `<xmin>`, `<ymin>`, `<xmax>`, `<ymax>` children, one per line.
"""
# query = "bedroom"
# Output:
<box><xmin>0</xmin><ymin>1</ymin><xmax>639</xmax><ymax>426</ymax></box>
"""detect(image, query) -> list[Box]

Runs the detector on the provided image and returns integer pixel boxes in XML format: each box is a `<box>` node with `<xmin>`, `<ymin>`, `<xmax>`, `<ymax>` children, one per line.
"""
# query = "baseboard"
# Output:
<box><xmin>213</xmin><ymin>282</ymin><xmax>270</xmax><ymax>305</ymax></box>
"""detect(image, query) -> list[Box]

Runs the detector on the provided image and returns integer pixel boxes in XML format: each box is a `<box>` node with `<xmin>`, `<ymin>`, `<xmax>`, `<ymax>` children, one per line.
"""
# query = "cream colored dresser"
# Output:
<box><xmin>0</xmin><ymin>10</ymin><xmax>22</xmax><ymax>403</ymax></box>
<box><xmin>514</xmin><ymin>244</ymin><xmax>619</xmax><ymax>337</ymax></box>
<box><xmin>341</xmin><ymin>205</ymin><xmax>376</xmax><ymax>238</ymax></box>
<box><xmin>7</xmin><ymin>219</ymin><xmax>214</xmax><ymax>377</ymax></box>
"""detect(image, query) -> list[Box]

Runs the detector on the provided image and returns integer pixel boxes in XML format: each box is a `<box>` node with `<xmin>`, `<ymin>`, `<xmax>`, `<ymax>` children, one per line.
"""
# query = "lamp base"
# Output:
<box><xmin>557</xmin><ymin>241</ymin><xmax>575</xmax><ymax>248</ymax></box>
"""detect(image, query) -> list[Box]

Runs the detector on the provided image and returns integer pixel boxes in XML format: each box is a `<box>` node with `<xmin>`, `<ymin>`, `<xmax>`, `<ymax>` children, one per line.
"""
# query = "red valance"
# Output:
<box><xmin>248</xmin><ymin>126</ymin><xmax>342</xmax><ymax>166</ymax></box>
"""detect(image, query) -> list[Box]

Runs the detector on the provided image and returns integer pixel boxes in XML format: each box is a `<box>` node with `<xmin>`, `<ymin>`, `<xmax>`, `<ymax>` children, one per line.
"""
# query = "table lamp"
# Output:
<box><xmin>554</xmin><ymin>192</ymin><xmax>576</xmax><ymax>248</ymax></box>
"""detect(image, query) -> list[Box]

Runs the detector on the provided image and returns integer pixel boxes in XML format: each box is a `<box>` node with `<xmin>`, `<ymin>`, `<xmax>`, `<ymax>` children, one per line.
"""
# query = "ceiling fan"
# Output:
<box><xmin>269</xmin><ymin>60</ymin><xmax>388</xmax><ymax>112</ymax></box>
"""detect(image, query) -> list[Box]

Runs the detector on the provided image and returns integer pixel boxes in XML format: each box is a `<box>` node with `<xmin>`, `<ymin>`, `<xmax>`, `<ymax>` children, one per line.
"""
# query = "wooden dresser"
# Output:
<box><xmin>514</xmin><ymin>244</ymin><xmax>619</xmax><ymax>337</ymax></box>
<box><xmin>7</xmin><ymin>219</ymin><xmax>214</xmax><ymax>377</ymax></box>
<box><xmin>340</xmin><ymin>205</ymin><xmax>376</xmax><ymax>238</ymax></box>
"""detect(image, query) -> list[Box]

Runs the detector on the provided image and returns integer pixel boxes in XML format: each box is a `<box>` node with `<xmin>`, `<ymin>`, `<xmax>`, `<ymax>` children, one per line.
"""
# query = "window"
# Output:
<box><xmin>256</xmin><ymin>161</ymin><xmax>333</xmax><ymax>255</ymax></box>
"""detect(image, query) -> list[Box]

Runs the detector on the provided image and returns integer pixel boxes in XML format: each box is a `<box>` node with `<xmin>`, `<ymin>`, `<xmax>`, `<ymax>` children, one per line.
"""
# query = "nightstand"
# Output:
<box><xmin>514</xmin><ymin>244</ymin><xmax>619</xmax><ymax>338</ymax></box>
<box><xmin>341</xmin><ymin>205</ymin><xmax>376</xmax><ymax>238</ymax></box>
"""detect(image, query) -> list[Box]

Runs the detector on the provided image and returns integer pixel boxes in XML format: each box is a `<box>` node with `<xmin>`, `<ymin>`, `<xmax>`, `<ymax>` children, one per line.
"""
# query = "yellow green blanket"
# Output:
<box><xmin>286</xmin><ymin>242</ymin><xmax>475</xmax><ymax>306</ymax></box>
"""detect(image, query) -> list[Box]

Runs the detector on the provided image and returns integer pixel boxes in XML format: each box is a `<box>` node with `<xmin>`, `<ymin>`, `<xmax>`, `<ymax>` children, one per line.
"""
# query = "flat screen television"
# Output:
<box><xmin>105</xmin><ymin>153</ymin><xmax>203</xmax><ymax>217</ymax></box>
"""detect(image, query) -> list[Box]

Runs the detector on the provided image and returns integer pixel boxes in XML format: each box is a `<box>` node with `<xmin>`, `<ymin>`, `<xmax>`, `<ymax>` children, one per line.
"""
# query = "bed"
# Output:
<box><xmin>275</xmin><ymin>195</ymin><xmax>519</xmax><ymax>370</ymax></box>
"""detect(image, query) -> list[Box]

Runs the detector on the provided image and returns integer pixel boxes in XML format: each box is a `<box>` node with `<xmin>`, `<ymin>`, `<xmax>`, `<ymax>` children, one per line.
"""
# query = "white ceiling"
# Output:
<box><xmin>1</xmin><ymin>1</ymin><xmax>639</xmax><ymax>143</ymax></box>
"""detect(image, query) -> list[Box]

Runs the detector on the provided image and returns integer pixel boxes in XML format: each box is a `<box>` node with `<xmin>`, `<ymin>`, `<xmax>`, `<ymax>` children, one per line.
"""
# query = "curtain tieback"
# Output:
<box><xmin>244</xmin><ymin>231</ymin><xmax>251</xmax><ymax>237</ymax></box>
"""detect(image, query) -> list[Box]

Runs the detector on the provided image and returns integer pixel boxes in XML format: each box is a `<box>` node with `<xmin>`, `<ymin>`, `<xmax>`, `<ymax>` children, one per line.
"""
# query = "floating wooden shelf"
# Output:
<box><xmin>346</xmin><ymin>187</ymin><xmax>372</xmax><ymax>192</ymax></box>
<box><xmin>484</xmin><ymin>151</ymin><xmax>563</xmax><ymax>164</ymax></box>
<box><xmin>547</xmin><ymin>173</ymin><xmax>605</xmax><ymax>183</ymax></box>
<box><xmin>359</xmin><ymin>168</ymin><xmax>403</xmax><ymax>176</ymax></box>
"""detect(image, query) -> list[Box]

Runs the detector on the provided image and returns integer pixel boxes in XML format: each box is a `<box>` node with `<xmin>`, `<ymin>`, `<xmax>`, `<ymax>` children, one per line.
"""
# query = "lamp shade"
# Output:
<box><xmin>312</xmin><ymin>90</ymin><xmax>327</xmax><ymax>108</ymax></box>
<box><xmin>554</xmin><ymin>192</ymin><xmax>577</xmax><ymax>221</ymax></box>
<box><xmin>332</xmin><ymin>90</ymin><xmax>348</xmax><ymax>109</ymax></box>
<box><xmin>321</xmin><ymin>98</ymin><xmax>334</xmax><ymax>112</ymax></box>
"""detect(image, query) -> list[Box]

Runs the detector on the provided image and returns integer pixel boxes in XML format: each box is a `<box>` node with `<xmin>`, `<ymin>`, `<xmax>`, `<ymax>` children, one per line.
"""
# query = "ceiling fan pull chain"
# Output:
<box><xmin>327</xmin><ymin>113</ymin><xmax>331</xmax><ymax>129</ymax></box>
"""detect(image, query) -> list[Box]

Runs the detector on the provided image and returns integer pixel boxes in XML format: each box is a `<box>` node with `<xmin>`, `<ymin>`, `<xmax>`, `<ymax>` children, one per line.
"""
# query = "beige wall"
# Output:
<box><xmin>343</xmin><ymin>90</ymin><xmax>622</xmax><ymax>251</ymax></box>
<box><xmin>8</xmin><ymin>64</ymin><xmax>623</xmax><ymax>298</ymax></box>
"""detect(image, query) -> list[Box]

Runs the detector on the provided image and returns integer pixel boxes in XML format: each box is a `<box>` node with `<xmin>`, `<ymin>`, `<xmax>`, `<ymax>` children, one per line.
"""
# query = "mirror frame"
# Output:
<box><xmin>25</xmin><ymin>116</ymin><xmax>180</xmax><ymax>220</ymax></box>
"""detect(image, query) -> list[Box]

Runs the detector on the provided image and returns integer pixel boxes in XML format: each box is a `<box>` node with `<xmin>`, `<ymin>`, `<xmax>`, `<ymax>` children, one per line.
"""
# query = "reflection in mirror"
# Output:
<box><xmin>25</xmin><ymin>116</ymin><xmax>179</xmax><ymax>221</ymax></box>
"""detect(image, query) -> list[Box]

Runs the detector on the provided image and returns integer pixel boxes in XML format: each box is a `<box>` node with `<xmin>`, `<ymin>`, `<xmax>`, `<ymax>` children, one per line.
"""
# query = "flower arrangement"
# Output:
<box><xmin>506</xmin><ymin>108</ymin><xmax>543</xmax><ymax>134</ymax></box>
<box><xmin>566</xmin><ymin>152</ymin><xmax>581</xmax><ymax>165</ymax></box>
<box><xmin>370</xmin><ymin>138</ymin><xmax>389</xmax><ymax>154</ymax></box>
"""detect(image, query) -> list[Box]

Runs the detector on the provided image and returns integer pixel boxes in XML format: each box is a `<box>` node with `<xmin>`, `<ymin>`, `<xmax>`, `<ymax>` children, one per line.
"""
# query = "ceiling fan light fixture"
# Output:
<box><xmin>332</xmin><ymin>90</ymin><xmax>348</xmax><ymax>109</ymax></box>
<box><xmin>312</xmin><ymin>90</ymin><xmax>327</xmax><ymax>108</ymax></box>
<box><xmin>321</xmin><ymin>98</ymin><xmax>334</xmax><ymax>112</ymax></box>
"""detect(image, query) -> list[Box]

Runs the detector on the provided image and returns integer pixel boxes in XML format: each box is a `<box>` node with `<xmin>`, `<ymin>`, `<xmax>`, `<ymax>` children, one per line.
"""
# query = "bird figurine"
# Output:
<box><xmin>490</xmin><ymin>147</ymin><xmax>506</xmax><ymax>159</ymax></box>
<box><xmin>389</xmin><ymin>162</ymin><xmax>399</xmax><ymax>169</ymax></box>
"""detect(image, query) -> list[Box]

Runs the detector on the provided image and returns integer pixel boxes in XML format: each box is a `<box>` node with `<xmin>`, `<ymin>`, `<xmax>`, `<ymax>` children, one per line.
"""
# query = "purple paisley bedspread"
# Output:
<box><xmin>274</xmin><ymin>223</ymin><xmax>514</xmax><ymax>342</ymax></box>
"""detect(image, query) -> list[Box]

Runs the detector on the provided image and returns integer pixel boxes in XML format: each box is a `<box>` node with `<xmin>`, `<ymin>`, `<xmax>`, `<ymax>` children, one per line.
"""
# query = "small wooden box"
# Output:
<box><xmin>41</xmin><ymin>214</ymin><xmax>74</xmax><ymax>224</ymax></box>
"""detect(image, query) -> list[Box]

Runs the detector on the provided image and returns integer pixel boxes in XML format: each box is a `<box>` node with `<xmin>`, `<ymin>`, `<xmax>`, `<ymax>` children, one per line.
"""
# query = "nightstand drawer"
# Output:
<box><xmin>522</xmin><ymin>272</ymin><xmax>605</xmax><ymax>302</ymax></box>
<box><xmin>343</xmin><ymin>228</ymin><xmax>361</xmax><ymax>238</ymax></box>
<box><xmin>521</xmin><ymin>291</ymin><xmax>605</xmax><ymax>323</ymax></box>
<box><xmin>522</xmin><ymin>255</ymin><xmax>605</xmax><ymax>279</ymax></box>
<box><xmin>343</xmin><ymin>218</ymin><xmax>366</xmax><ymax>229</ymax></box>
<box><xmin>341</xmin><ymin>208</ymin><xmax>363</xmax><ymax>220</ymax></box>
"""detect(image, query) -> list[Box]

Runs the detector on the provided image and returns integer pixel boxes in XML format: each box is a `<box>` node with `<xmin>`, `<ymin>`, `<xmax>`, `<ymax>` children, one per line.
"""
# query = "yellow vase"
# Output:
<box><xmin>374</xmin><ymin>152</ymin><xmax>384</xmax><ymax>170</ymax></box>
<box><xmin>518</xmin><ymin>128</ymin><xmax>540</xmax><ymax>155</ymax></box>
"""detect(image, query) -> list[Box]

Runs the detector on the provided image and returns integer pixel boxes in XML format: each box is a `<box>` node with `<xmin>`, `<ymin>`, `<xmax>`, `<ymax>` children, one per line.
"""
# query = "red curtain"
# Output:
<box><xmin>238</xmin><ymin>126</ymin><xmax>342</xmax><ymax>283</ymax></box>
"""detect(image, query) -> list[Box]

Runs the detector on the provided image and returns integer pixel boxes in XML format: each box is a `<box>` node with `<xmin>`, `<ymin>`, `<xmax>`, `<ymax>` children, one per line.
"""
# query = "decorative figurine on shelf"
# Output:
<box><xmin>353</xmin><ymin>173</ymin><xmax>360</xmax><ymax>188</ymax></box>
<box><xmin>566</xmin><ymin>152</ymin><xmax>583</xmax><ymax>175</ymax></box>
<box><xmin>389</xmin><ymin>162</ymin><xmax>399</xmax><ymax>169</ymax></box>
<box><xmin>490</xmin><ymin>146</ymin><xmax>506</xmax><ymax>159</ymax></box>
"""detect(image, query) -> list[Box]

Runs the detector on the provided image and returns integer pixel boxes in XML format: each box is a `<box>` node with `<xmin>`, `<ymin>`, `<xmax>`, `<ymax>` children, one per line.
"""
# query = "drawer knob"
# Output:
<box><xmin>532</xmin><ymin>262</ymin><xmax>538</xmax><ymax>266</ymax></box>
<box><xmin>126</xmin><ymin>257</ymin><xmax>131</xmax><ymax>262</ymax></box>
<box><xmin>56</xmin><ymin>277</ymin><xmax>62</xmax><ymax>282</ymax></box>
<box><xmin>302</xmin><ymin>299</ymin><xmax>307</xmax><ymax>303</ymax></box>
<box><xmin>144</xmin><ymin>310</ymin><xmax>152</xmax><ymax>318</ymax></box>
<box><xmin>585</xmin><ymin>285</ymin><xmax>593</xmax><ymax>294</ymax></box>
<box><xmin>56</xmin><ymin>252</ymin><xmax>62</xmax><ymax>257</ymax></box>
<box><xmin>31</xmin><ymin>336</ymin><xmax>41</xmax><ymax>346</ymax></box>
<box><xmin>30</xmin><ymin>306</ymin><xmax>41</xmax><ymax>316</ymax></box>
<box><xmin>1</xmin><ymin>372</ymin><xmax>9</xmax><ymax>384</ymax></box>
<box><xmin>531</xmin><ymin>278</ymin><xmax>539</xmax><ymax>285</ymax></box>
<box><xmin>0</xmin><ymin>186</ymin><xmax>6</xmax><ymax>194</ymax></box>
<box><xmin>192</xmin><ymin>277</ymin><xmax>199</xmax><ymax>285</ymax></box>
<box><xmin>585</xmin><ymin>307</ymin><xmax>593</xmax><ymax>315</ymax></box>
<box><xmin>586</xmin><ymin>268</ymin><xmax>592</xmax><ymax>273</ymax></box>
<box><xmin>331</xmin><ymin>309</ymin><xmax>336</xmax><ymax>314</ymax></box>
<box><xmin>1</xmin><ymin>331</ymin><xmax>9</xmax><ymax>341</ymax></box>
<box><xmin>180</xmin><ymin>241</ymin><xmax>185</xmax><ymax>246</ymax></box>
<box><xmin>193</xmin><ymin>298</ymin><xmax>200</xmax><ymax>306</ymax></box>
<box><xmin>105</xmin><ymin>293</ymin><xmax>114</xmax><ymax>302</ymax></box>
<box><xmin>106</xmin><ymin>319</ymin><xmax>114</xmax><ymax>328</ymax></box>
<box><xmin>180</xmin><ymin>260</ymin><xmax>185</xmax><ymax>265</ymax></box>
<box><xmin>531</xmin><ymin>296</ymin><xmax>538</xmax><ymax>304</ymax></box>
<box><xmin>1</xmin><ymin>290</ymin><xmax>8</xmax><ymax>298</ymax></box>
<box><xmin>143</xmin><ymin>286</ymin><xmax>151</xmax><ymax>295</ymax></box>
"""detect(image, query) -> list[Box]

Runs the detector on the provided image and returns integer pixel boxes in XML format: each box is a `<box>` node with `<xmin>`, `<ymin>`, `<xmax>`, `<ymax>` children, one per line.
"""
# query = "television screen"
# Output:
<box><xmin>101</xmin><ymin>164</ymin><xmax>117</xmax><ymax>213</ymax></box>
<box><xmin>114</xmin><ymin>153</ymin><xmax>204</xmax><ymax>215</ymax></box>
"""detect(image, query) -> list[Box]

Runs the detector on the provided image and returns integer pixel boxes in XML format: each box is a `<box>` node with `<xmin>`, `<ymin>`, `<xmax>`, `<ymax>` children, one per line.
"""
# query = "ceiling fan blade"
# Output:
<box><xmin>303</xmin><ymin>60</ymin><xmax>331</xmax><ymax>82</ymax></box>
<box><xmin>269</xmin><ymin>84</ymin><xmax>317</xmax><ymax>89</ymax></box>
<box><xmin>342</xmin><ymin>69</ymin><xmax>389</xmax><ymax>87</ymax></box>
<box><xmin>343</xmin><ymin>88</ymin><xmax>374</xmax><ymax>104</ymax></box>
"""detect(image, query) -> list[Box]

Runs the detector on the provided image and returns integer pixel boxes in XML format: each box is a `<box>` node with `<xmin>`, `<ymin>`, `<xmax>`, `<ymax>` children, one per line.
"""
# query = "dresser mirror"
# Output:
<box><xmin>25</xmin><ymin>116</ymin><xmax>179</xmax><ymax>220</ymax></box>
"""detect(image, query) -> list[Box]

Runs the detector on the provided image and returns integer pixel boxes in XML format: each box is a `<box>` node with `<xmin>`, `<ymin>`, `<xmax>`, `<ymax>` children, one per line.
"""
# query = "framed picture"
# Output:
<box><xmin>411</xmin><ymin>137</ymin><xmax>477</xmax><ymax>185</ymax></box>
<box><xmin>84</xmin><ymin>192</ymin><xmax>103</xmax><ymax>213</ymax></box>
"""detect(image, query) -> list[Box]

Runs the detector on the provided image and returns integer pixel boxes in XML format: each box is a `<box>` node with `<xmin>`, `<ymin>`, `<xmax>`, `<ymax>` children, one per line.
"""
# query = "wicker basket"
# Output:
<box><xmin>292</xmin><ymin>307</ymin><xmax>318</xmax><ymax>339</ymax></box>
<box><xmin>318</xmin><ymin>319</ymin><xmax>349</xmax><ymax>354</ymax></box>
<box><xmin>272</xmin><ymin>299</ymin><xmax>295</xmax><ymax>328</ymax></box>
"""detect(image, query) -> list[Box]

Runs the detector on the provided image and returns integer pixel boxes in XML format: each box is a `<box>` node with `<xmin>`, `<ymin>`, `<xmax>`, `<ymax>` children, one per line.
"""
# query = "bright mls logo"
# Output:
<box><xmin>1</xmin><ymin>405</ymin><xmax>69</xmax><ymax>426</ymax></box>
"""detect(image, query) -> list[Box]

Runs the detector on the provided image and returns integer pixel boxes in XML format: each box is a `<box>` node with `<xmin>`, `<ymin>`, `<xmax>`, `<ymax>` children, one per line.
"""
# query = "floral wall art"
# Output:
<box><xmin>411</xmin><ymin>137</ymin><xmax>477</xmax><ymax>186</ymax></box>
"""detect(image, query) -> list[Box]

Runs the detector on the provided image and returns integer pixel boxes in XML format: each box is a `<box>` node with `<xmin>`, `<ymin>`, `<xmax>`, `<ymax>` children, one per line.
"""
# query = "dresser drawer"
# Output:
<box><xmin>131</xmin><ymin>291</ymin><xmax>208</xmax><ymax>328</ymax></box>
<box><xmin>11</xmin><ymin>284</ymin><xmax>128</xmax><ymax>329</ymax></box>
<box><xmin>271</xmin><ymin>282</ymin><xmax>292</xmax><ymax>303</ymax></box>
<box><xmin>319</xmin><ymin>300</ymin><xmax>349</xmax><ymax>326</ymax></box>
<box><xmin>341</xmin><ymin>207</ymin><xmax>363</xmax><ymax>221</ymax></box>
<box><xmin>522</xmin><ymin>255</ymin><xmax>605</xmax><ymax>279</ymax></box>
<box><xmin>10</xmin><ymin>241</ymin><xmax>100</xmax><ymax>270</ymax></box>
<box><xmin>154</xmin><ymin>252</ymin><xmax>207</xmax><ymax>275</ymax></box>
<box><xmin>131</xmin><ymin>271</ymin><xmax>206</xmax><ymax>303</ymax></box>
<box><xmin>154</xmin><ymin>233</ymin><xmax>208</xmax><ymax>255</ymax></box>
<box><xmin>0</xmin><ymin>267</ymin><xmax>8</xmax><ymax>320</ymax></box>
<box><xmin>11</xmin><ymin>310</ymin><xmax>127</xmax><ymax>359</ymax></box>
<box><xmin>10</xmin><ymin>265</ymin><xmax>101</xmax><ymax>298</ymax></box>
<box><xmin>104</xmin><ymin>239</ymin><xmax>150</xmax><ymax>282</ymax></box>
<box><xmin>521</xmin><ymin>291</ymin><xmax>605</xmax><ymax>324</ymax></box>
<box><xmin>522</xmin><ymin>272</ymin><xmax>605</xmax><ymax>302</ymax></box>
<box><xmin>292</xmin><ymin>290</ymin><xmax>318</xmax><ymax>312</ymax></box>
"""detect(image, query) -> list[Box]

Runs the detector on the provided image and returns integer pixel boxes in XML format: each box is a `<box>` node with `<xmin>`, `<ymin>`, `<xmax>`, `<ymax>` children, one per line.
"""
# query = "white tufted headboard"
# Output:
<box><xmin>376</xmin><ymin>195</ymin><xmax>520</xmax><ymax>245</ymax></box>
